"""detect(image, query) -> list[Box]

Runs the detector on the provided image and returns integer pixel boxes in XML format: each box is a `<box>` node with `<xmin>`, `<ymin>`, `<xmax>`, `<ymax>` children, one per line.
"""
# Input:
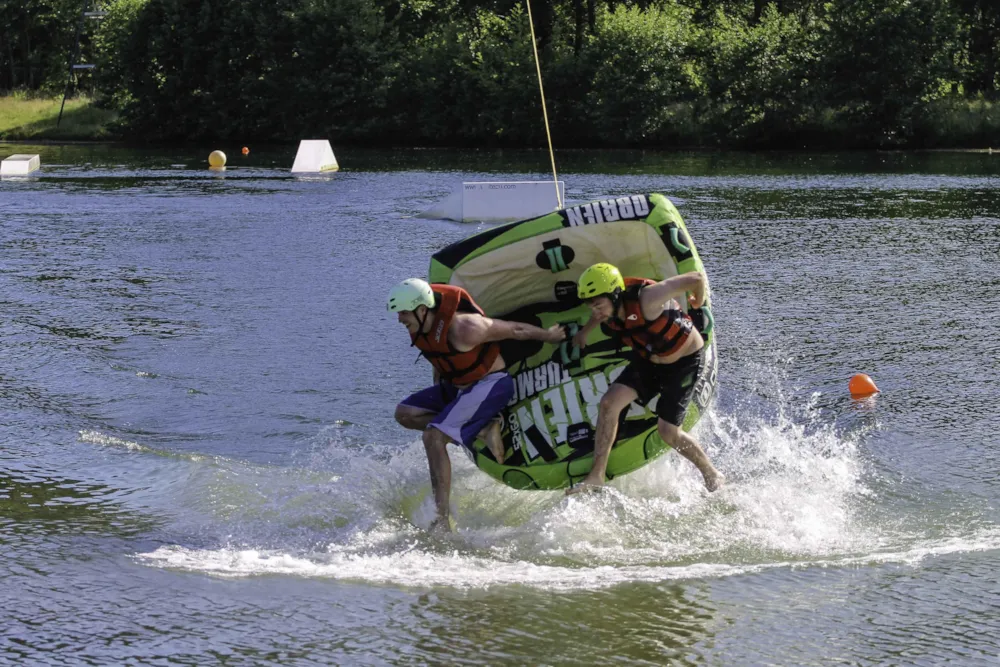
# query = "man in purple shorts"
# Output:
<box><xmin>388</xmin><ymin>278</ymin><xmax>564</xmax><ymax>532</ymax></box>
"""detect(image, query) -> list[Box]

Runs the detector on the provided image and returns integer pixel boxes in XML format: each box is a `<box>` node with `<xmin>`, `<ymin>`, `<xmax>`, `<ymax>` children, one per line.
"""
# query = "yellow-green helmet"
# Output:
<box><xmin>578</xmin><ymin>263</ymin><xmax>625</xmax><ymax>299</ymax></box>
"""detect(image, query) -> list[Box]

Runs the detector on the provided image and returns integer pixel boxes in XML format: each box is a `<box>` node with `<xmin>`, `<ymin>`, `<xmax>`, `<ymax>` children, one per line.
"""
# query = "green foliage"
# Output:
<box><xmin>388</xmin><ymin>5</ymin><xmax>543</xmax><ymax>145</ymax></box>
<box><xmin>815</xmin><ymin>0</ymin><xmax>964</xmax><ymax>146</ymax></box>
<box><xmin>91</xmin><ymin>0</ymin><xmax>147</xmax><ymax>110</ymax></box>
<box><xmin>104</xmin><ymin>0</ymin><xmax>399</xmax><ymax>141</ymax></box>
<box><xmin>955</xmin><ymin>0</ymin><xmax>1000</xmax><ymax>97</ymax></box>
<box><xmin>581</xmin><ymin>4</ymin><xmax>701</xmax><ymax>144</ymax></box>
<box><xmin>6</xmin><ymin>0</ymin><xmax>1000</xmax><ymax>148</ymax></box>
<box><xmin>0</xmin><ymin>0</ymin><xmax>87</xmax><ymax>93</ymax></box>
<box><xmin>911</xmin><ymin>95</ymin><xmax>1000</xmax><ymax>147</ymax></box>
<box><xmin>280</xmin><ymin>0</ymin><xmax>399</xmax><ymax>140</ymax></box>
<box><xmin>702</xmin><ymin>5</ymin><xmax>818</xmax><ymax>146</ymax></box>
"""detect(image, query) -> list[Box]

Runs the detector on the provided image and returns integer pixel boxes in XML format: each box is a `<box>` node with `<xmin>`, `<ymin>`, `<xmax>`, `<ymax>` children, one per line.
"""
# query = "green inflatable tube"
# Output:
<box><xmin>428</xmin><ymin>193</ymin><xmax>718</xmax><ymax>490</ymax></box>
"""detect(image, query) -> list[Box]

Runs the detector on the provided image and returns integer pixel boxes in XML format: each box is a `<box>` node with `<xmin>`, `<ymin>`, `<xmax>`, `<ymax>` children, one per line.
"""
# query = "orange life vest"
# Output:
<box><xmin>606</xmin><ymin>277</ymin><xmax>695</xmax><ymax>361</ymax></box>
<box><xmin>411</xmin><ymin>284</ymin><xmax>502</xmax><ymax>385</ymax></box>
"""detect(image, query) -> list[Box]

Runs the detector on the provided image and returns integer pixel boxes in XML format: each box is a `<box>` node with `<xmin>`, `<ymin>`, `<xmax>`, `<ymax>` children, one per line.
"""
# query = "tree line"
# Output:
<box><xmin>3</xmin><ymin>0</ymin><xmax>1000</xmax><ymax>148</ymax></box>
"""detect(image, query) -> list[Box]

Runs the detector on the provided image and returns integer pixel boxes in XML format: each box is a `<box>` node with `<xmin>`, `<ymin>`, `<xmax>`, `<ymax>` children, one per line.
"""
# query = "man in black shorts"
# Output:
<box><xmin>568</xmin><ymin>263</ymin><xmax>724</xmax><ymax>494</ymax></box>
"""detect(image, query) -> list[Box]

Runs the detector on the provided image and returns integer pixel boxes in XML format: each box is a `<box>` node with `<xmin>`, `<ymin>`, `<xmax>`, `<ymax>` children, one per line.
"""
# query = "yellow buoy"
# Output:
<box><xmin>849</xmin><ymin>373</ymin><xmax>879</xmax><ymax>398</ymax></box>
<box><xmin>208</xmin><ymin>150</ymin><xmax>227</xmax><ymax>168</ymax></box>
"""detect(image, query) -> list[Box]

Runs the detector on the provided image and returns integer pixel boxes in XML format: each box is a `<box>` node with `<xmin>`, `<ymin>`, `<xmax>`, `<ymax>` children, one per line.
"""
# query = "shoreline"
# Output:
<box><xmin>0</xmin><ymin>95</ymin><xmax>118</xmax><ymax>142</ymax></box>
<box><xmin>2</xmin><ymin>97</ymin><xmax>999</xmax><ymax>153</ymax></box>
<box><xmin>3</xmin><ymin>138</ymin><xmax>999</xmax><ymax>155</ymax></box>
<box><xmin>0</xmin><ymin>138</ymin><xmax>125</xmax><ymax>146</ymax></box>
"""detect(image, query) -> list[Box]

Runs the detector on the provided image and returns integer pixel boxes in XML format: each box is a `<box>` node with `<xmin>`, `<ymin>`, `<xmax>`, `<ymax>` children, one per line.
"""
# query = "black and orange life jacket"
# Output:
<box><xmin>606</xmin><ymin>277</ymin><xmax>695</xmax><ymax>361</ymax></box>
<box><xmin>411</xmin><ymin>284</ymin><xmax>502</xmax><ymax>385</ymax></box>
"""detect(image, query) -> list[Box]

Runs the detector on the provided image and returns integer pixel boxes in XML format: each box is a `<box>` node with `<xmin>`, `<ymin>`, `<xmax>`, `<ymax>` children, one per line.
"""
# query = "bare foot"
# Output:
<box><xmin>566</xmin><ymin>473</ymin><xmax>605</xmax><ymax>496</ymax></box>
<box><xmin>703</xmin><ymin>470</ymin><xmax>725</xmax><ymax>492</ymax></box>
<box><xmin>480</xmin><ymin>418</ymin><xmax>505</xmax><ymax>464</ymax></box>
<box><xmin>429</xmin><ymin>515</ymin><xmax>455</xmax><ymax>533</ymax></box>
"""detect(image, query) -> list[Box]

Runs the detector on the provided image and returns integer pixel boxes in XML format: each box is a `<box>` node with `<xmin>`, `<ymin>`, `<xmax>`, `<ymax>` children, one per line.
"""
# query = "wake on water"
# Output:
<box><xmin>81</xmin><ymin>363</ymin><xmax>1000</xmax><ymax>591</ymax></box>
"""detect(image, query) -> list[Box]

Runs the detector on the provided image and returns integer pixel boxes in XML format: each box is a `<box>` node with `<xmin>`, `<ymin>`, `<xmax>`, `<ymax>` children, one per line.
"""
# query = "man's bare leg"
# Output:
<box><xmin>566</xmin><ymin>383</ymin><xmax>638</xmax><ymax>495</ymax></box>
<box><xmin>400</xmin><ymin>402</ymin><xmax>503</xmax><ymax>464</ymax></box>
<box><xmin>395</xmin><ymin>403</ymin><xmax>436</xmax><ymax>431</ymax></box>
<box><xmin>422</xmin><ymin>426</ymin><xmax>454</xmax><ymax>531</ymax></box>
<box><xmin>478</xmin><ymin>417</ymin><xmax>505</xmax><ymax>464</ymax></box>
<box><xmin>657</xmin><ymin>420</ymin><xmax>724</xmax><ymax>491</ymax></box>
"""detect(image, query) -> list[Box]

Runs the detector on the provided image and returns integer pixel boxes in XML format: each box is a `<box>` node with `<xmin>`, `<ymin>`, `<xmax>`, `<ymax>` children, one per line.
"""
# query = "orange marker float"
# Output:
<box><xmin>241</xmin><ymin>146</ymin><xmax>250</xmax><ymax>156</ymax></box>
<box><xmin>849</xmin><ymin>373</ymin><xmax>879</xmax><ymax>397</ymax></box>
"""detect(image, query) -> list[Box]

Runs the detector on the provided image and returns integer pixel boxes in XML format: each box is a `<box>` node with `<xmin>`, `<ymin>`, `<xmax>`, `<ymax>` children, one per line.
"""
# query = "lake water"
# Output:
<box><xmin>2</xmin><ymin>143</ymin><xmax>999</xmax><ymax>665</ymax></box>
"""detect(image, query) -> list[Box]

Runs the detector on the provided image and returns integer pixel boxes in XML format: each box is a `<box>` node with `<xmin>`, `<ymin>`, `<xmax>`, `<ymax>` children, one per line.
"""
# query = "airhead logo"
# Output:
<box><xmin>561</xmin><ymin>195</ymin><xmax>650</xmax><ymax>227</ymax></box>
<box><xmin>504</xmin><ymin>361</ymin><xmax>628</xmax><ymax>461</ymax></box>
<box><xmin>554</xmin><ymin>281</ymin><xmax>578</xmax><ymax>302</ymax></box>
<box><xmin>535</xmin><ymin>239</ymin><xmax>575</xmax><ymax>273</ymax></box>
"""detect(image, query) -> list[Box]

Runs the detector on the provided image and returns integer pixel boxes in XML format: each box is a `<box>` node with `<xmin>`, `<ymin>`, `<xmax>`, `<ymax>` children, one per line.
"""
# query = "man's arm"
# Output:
<box><xmin>451</xmin><ymin>313</ymin><xmax>564</xmax><ymax>350</ymax></box>
<box><xmin>639</xmin><ymin>272</ymin><xmax>707</xmax><ymax>318</ymax></box>
<box><xmin>573</xmin><ymin>312</ymin><xmax>604</xmax><ymax>349</ymax></box>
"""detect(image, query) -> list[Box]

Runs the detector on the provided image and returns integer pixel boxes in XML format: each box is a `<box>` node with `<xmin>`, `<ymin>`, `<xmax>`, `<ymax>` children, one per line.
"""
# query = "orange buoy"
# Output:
<box><xmin>849</xmin><ymin>373</ymin><xmax>879</xmax><ymax>397</ymax></box>
<box><xmin>241</xmin><ymin>146</ymin><xmax>250</xmax><ymax>156</ymax></box>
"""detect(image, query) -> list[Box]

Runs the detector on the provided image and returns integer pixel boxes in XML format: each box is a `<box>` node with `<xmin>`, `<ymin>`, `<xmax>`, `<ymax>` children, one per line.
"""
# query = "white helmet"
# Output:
<box><xmin>387</xmin><ymin>278</ymin><xmax>435</xmax><ymax>312</ymax></box>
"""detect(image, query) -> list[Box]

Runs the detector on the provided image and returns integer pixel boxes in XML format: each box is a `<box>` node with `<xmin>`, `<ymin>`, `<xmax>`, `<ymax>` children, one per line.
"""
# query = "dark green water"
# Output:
<box><xmin>2</xmin><ymin>142</ymin><xmax>999</xmax><ymax>665</ymax></box>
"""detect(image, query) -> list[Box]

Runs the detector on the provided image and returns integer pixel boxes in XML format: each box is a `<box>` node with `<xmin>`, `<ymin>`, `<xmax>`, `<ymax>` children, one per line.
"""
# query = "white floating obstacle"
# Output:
<box><xmin>291</xmin><ymin>140</ymin><xmax>339</xmax><ymax>173</ymax></box>
<box><xmin>1</xmin><ymin>154</ymin><xmax>40</xmax><ymax>176</ymax></box>
<box><xmin>419</xmin><ymin>181</ymin><xmax>566</xmax><ymax>222</ymax></box>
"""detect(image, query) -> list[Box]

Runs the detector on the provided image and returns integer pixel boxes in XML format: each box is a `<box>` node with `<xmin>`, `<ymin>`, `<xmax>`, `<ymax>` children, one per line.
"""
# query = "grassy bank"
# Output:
<box><xmin>0</xmin><ymin>95</ymin><xmax>118</xmax><ymax>141</ymax></box>
<box><xmin>3</xmin><ymin>91</ymin><xmax>999</xmax><ymax>149</ymax></box>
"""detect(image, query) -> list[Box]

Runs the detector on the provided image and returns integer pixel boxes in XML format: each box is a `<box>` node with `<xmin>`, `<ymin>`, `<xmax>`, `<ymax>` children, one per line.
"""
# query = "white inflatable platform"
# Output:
<box><xmin>291</xmin><ymin>140</ymin><xmax>339</xmax><ymax>173</ymax></box>
<box><xmin>1</xmin><ymin>154</ymin><xmax>40</xmax><ymax>176</ymax></box>
<box><xmin>420</xmin><ymin>181</ymin><xmax>566</xmax><ymax>222</ymax></box>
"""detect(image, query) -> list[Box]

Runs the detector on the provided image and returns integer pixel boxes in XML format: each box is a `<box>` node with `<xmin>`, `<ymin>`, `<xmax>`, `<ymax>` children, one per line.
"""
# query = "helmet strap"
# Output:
<box><xmin>409</xmin><ymin>306</ymin><xmax>431</xmax><ymax>347</ymax></box>
<box><xmin>609</xmin><ymin>287</ymin><xmax>624</xmax><ymax>314</ymax></box>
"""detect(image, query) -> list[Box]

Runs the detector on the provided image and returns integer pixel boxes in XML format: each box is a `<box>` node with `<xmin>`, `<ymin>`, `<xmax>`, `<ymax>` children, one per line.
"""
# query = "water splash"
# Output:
<box><xmin>135</xmin><ymin>526</ymin><xmax>1000</xmax><ymax>591</ymax></box>
<box><xmin>124</xmin><ymin>362</ymin><xmax>994</xmax><ymax>589</ymax></box>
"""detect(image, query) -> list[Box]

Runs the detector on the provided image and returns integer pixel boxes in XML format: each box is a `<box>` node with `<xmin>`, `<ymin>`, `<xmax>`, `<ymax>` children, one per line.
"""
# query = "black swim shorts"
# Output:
<box><xmin>614</xmin><ymin>348</ymin><xmax>704</xmax><ymax>426</ymax></box>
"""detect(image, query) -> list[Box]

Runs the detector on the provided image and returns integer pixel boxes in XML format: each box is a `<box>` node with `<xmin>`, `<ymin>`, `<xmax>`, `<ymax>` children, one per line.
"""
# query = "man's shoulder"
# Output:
<box><xmin>448</xmin><ymin>311</ymin><xmax>486</xmax><ymax>337</ymax></box>
<box><xmin>451</xmin><ymin>311</ymin><xmax>487</xmax><ymax>325</ymax></box>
